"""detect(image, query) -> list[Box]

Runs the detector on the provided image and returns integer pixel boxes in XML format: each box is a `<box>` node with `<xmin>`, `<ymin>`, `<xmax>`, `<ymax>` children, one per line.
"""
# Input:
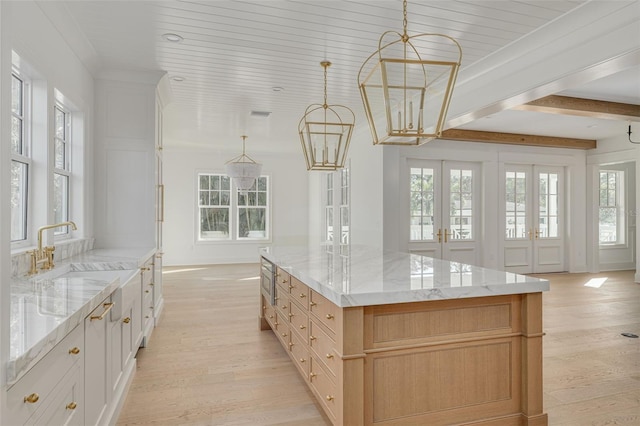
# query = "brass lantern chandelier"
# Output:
<box><xmin>225</xmin><ymin>135</ymin><xmax>262</xmax><ymax>190</ymax></box>
<box><xmin>299</xmin><ymin>61</ymin><xmax>355</xmax><ymax>171</ymax></box>
<box><xmin>358</xmin><ymin>0</ymin><xmax>462</xmax><ymax>146</ymax></box>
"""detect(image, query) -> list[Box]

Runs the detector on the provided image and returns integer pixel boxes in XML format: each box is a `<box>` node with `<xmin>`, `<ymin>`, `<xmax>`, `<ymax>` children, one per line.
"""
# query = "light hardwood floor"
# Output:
<box><xmin>117</xmin><ymin>266</ymin><xmax>640</xmax><ymax>426</ymax></box>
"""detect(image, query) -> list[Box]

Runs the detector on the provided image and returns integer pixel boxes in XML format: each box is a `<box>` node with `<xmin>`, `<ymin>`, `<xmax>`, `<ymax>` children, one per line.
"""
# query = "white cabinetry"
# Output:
<box><xmin>84</xmin><ymin>298</ymin><xmax>113</xmax><ymax>426</ymax></box>
<box><xmin>6</xmin><ymin>324</ymin><xmax>84</xmax><ymax>426</ymax></box>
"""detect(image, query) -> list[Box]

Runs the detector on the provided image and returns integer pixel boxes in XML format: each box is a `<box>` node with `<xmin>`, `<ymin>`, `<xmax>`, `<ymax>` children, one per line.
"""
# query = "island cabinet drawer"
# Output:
<box><xmin>6</xmin><ymin>324</ymin><xmax>84</xmax><ymax>426</ymax></box>
<box><xmin>288</xmin><ymin>301</ymin><xmax>309</xmax><ymax>342</ymax></box>
<box><xmin>30</xmin><ymin>362</ymin><xmax>83</xmax><ymax>426</ymax></box>
<box><xmin>289</xmin><ymin>331</ymin><xmax>310</xmax><ymax>377</ymax></box>
<box><xmin>309</xmin><ymin>320</ymin><xmax>339</xmax><ymax>378</ymax></box>
<box><xmin>289</xmin><ymin>277</ymin><xmax>309</xmax><ymax>309</ymax></box>
<box><xmin>275</xmin><ymin>267</ymin><xmax>290</xmax><ymax>290</ymax></box>
<box><xmin>275</xmin><ymin>289</ymin><xmax>290</xmax><ymax>319</ymax></box>
<box><xmin>309</xmin><ymin>357</ymin><xmax>339</xmax><ymax>422</ymax></box>
<box><xmin>262</xmin><ymin>296</ymin><xmax>277</xmax><ymax>330</ymax></box>
<box><xmin>310</xmin><ymin>290</ymin><xmax>340</xmax><ymax>335</ymax></box>
<box><xmin>275</xmin><ymin>320</ymin><xmax>291</xmax><ymax>348</ymax></box>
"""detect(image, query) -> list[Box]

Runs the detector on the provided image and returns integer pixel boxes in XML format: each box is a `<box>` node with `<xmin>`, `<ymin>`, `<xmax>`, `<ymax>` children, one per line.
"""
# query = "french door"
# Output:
<box><xmin>408</xmin><ymin>160</ymin><xmax>482</xmax><ymax>265</ymax></box>
<box><xmin>502</xmin><ymin>165</ymin><xmax>565</xmax><ymax>273</ymax></box>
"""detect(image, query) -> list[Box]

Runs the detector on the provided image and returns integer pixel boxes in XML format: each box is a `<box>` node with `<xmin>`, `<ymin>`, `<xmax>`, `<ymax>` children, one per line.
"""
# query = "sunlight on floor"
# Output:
<box><xmin>239</xmin><ymin>276</ymin><xmax>259</xmax><ymax>281</ymax></box>
<box><xmin>162</xmin><ymin>267</ymin><xmax>207</xmax><ymax>275</ymax></box>
<box><xmin>584</xmin><ymin>277</ymin><xmax>608</xmax><ymax>288</ymax></box>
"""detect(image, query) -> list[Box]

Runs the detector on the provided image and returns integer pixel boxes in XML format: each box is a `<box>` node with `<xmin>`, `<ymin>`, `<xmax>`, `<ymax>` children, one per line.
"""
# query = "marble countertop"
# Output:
<box><xmin>260</xmin><ymin>245</ymin><xmax>549</xmax><ymax>308</ymax></box>
<box><xmin>8</xmin><ymin>247</ymin><xmax>155</xmax><ymax>386</ymax></box>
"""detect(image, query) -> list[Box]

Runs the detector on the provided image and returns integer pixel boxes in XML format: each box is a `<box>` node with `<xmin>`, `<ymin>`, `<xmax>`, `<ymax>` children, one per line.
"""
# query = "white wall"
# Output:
<box><xmin>162</xmin><ymin>148</ymin><xmax>309</xmax><ymax>265</ymax></box>
<box><xmin>587</xmin><ymin>135</ymin><xmax>639</xmax><ymax>274</ymax></box>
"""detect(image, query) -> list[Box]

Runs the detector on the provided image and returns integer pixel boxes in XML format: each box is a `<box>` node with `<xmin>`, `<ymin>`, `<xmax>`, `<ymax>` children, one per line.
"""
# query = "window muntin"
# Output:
<box><xmin>11</xmin><ymin>72</ymin><xmax>30</xmax><ymax>243</ymax></box>
<box><xmin>599</xmin><ymin>170</ymin><xmax>624</xmax><ymax>245</ymax></box>
<box><xmin>53</xmin><ymin>104</ymin><xmax>71</xmax><ymax>235</ymax></box>
<box><xmin>538</xmin><ymin>172</ymin><xmax>559</xmax><ymax>238</ymax></box>
<box><xmin>449</xmin><ymin>168</ymin><xmax>473</xmax><ymax>240</ymax></box>
<box><xmin>410</xmin><ymin>167</ymin><xmax>435</xmax><ymax>241</ymax></box>
<box><xmin>325</xmin><ymin>173</ymin><xmax>333</xmax><ymax>242</ymax></box>
<box><xmin>198</xmin><ymin>174</ymin><xmax>231</xmax><ymax>240</ymax></box>
<box><xmin>237</xmin><ymin>177</ymin><xmax>269</xmax><ymax>239</ymax></box>
<box><xmin>505</xmin><ymin>171</ymin><xmax>527</xmax><ymax>239</ymax></box>
<box><xmin>197</xmin><ymin>173</ymin><xmax>269</xmax><ymax>241</ymax></box>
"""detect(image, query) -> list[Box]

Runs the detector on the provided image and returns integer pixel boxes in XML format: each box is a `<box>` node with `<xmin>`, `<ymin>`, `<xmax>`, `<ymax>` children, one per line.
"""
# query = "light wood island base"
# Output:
<box><xmin>260</xmin><ymin>266</ymin><xmax>547</xmax><ymax>426</ymax></box>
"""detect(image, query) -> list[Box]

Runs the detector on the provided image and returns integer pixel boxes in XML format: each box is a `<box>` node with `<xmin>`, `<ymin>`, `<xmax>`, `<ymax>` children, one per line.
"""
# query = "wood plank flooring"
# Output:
<box><xmin>116</xmin><ymin>266</ymin><xmax>640</xmax><ymax>426</ymax></box>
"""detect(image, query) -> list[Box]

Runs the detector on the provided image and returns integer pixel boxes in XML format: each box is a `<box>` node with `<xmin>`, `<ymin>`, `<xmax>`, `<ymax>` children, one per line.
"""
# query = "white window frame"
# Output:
<box><xmin>197</xmin><ymin>172</ymin><xmax>270</xmax><ymax>242</ymax></box>
<box><xmin>599</xmin><ymin>170</ymin><xmax>626</xmax><ymax>246</ymax></box>
<box><xmin>11</xmin><ymin>69</ymin><xmax>31</xmax><ymax>247</ymax></box>
<box><xmin>236</xmin><ymin>176</ymin><xmax>270</xmax><ymax>240</ymax></box>
<box><xmin>53</xmin><ymin>102</ymin><xmax>72</xmax><ymax>237</ymax></box>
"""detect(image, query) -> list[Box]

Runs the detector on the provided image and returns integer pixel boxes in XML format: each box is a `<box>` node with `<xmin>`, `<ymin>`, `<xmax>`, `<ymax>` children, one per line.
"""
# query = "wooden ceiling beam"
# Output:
<box><xmin>440</xmin><ymin>129</ymin><xmax>596</xmax><ymax>150</ymax></box>
<box><xmin>513</xmin><ymin>95</ymin><xmax>640</xmax><ymax>121</ymax></box>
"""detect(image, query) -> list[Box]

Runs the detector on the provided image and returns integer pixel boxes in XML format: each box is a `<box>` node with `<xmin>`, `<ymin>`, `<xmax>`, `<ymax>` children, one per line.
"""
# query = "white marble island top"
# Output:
<box><xmin>8</xmin><ymin>247</ymin><xmax>155</xmax><ymax>385</ymax></box>
<box><xmin>260</xmin><ymin>245</ymin><xmax>549</xmax><ymax>308</ymax></box>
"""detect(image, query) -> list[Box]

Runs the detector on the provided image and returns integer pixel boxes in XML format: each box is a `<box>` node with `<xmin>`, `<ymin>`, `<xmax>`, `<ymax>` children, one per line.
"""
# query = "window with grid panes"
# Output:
<box><xmin>198</xmin><ymin>174</ymin><xmax>231</xmax><ymax>240</ymax></box>
<box><xmin>599</xmin><ymin>170</ymin><xmax>625</xmax><ymax>245</ymax></box>
<box><xmin>53</xmin><ymin>104</ymin><xmax>71</xmax><ymax>235</ymax></box>
<box><xmin>237</xmin><ymin>177</ymin><xmax>269</xmax><ymax>239</ymax></box>
<box><xmin>11</xmin><ymin>71</ymin><xmax>30</xmax><ymax>243</ymax></box>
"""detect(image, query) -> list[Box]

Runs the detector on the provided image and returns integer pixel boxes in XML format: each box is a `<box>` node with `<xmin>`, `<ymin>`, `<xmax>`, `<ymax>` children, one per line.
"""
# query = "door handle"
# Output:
<box><xmin>528</xmin><ymin>229</ymin><xmax>533</xmax><ymax>240</ymax></box>
<box><xmin>437</xmin><ymin>228</ymin><xmax>442</xmax><ymax>243</ymax></box>
<box><xmin>444</xmin><ymin>229</ymin><xmax>450</xmax><ymax>243</ymax></box>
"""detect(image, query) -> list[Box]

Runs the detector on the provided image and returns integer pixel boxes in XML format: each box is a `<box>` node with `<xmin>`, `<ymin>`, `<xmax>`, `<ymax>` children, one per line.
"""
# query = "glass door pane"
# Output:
<box><xmin>410</xmin><ymin>167</ymin><xmax>435</xmax><ymax>241</ymax></box>
<box><xmin>538</xmin><ymin>172</ymin><xmax>559</xmax><ymax>238</ymax></box>
<box><xmin>505</xmin><ymin>171</ymin><xmax>528</xmax><ymax>239</ymax></box>
<box><xmin>449</xmin><ymin>168</ymin><xmax>473</xmax><ymax>240</ymax></box>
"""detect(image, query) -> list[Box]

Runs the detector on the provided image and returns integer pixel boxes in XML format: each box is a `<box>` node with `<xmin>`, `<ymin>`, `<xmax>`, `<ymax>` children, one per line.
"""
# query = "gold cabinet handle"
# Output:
<box><xmin>123</xmin><ymin>317</ymin><xmax>131</xmax><ymax>324</ymax></box>
<box><xmin>145</xmin><ymin>290</ymin><xmax>150</xmax><ymax>293</ymax></box>
<box><xmin>149</xmin><ymin>283</ymin><xmax>154</xmax><ymax>286</ymax></box>
<box><xmin>281</xmin><ymin>305</ymin><xmax>287</xmax><ymax>310</ymax></box>
<box><xmin>141</xmin><ymin>267</ymin><xmax>151</xmax><ymax>271</ymax></box>
<box><xmin>24</xmin><ymin>393</ymin><xmax>39</xmax><ymax>404</ymax></box>
<box><xmin>326</xmin><ymin>395</ymin><xmax>334</xmax><ymax>401</ymax></box>
<box><xmin>274</xmin><ymin>321</ymin><xmax>279</xmax><ymax>326</ymax></box>
<box><xmin>69</xmin><ymin>347</ymin><xmax>80</xmax><ymax>355</ymax></box>
<box><xmin>281</xmin><ymin>332</ymin><xmax>287</xmax><ymax>337</ymax></box>
<box><xmin>268</xmin><ymin>314</ymin><xmax>274</xmax><ymax>319</ymax></box>
<box><xmin>326</xmin><ymin>353</ymin><xmax>334</xmax><ymax>359</ymax></box>
<box><xmin>299</xmin><ymin>325</ymin><xmax>306</xmax><ymax>330</ymax></box>
<box><xmin>288</xmin><ymin>342</ymin><xmax>294</xmax><ymax>347</ymax></box>
<box><xmin>90</xmin><ymin>302</ymin><xmax>114</xmax><ymax>321</ymax></box>
<box><xmin>288</xmin><ymin>284</ymin><xmax>294</xmax><ymax>289</ymax></box>
<box><xmin>310</xmin><ymin>302</ymin><xmax>317</xmax><ymax>307</ymax></box>
<box><xmin>325</xmin><ymin>314</ymin><xmax>334</xmax><ymax>320</ymax></box>
<box><xmin>262</xmin><ymin>305</ymin><xmax>266</xmax><ymax>311</ymax></box>
<box><xmin>288</xmin><ymin>312</ymin><xmax>294</xmax><ymax>317</ymax></box>
<box><xmin>299</xmin><ymin>293</ymin><xmax>306</xmax><ymax>299</ymax></box>
<box><xmin>309</xmin><ymin>372</ymin><xmax>316</xmax><ymax>381</ymax></box>
<box><xmin>66</xmin><ymin>402</ymin><xmax>77</xmax><ymax>410</ymax></box>
<box><xmin>309</xmin><ymin>335</ymin><xmax>317</xmax><ymax>341</ymax></box>
<box><xmin>299</xmin><ymin>358</ymin><xmax>306</xmax><ymax>363</ymax></box>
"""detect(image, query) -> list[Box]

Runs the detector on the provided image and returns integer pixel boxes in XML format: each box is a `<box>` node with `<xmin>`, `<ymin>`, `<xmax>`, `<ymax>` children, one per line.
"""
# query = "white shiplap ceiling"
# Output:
<box><xmin>41</xmin><ymin>0</ymin><xmax>640</xmax><ymax>152</ymax></box>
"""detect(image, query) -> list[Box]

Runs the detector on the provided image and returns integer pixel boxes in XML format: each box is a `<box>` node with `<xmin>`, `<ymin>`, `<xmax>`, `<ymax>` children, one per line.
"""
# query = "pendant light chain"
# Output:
<box><xmin>402</xmin><ymin>0</ymin><xmax>408</xmax><ymax>41</ymax></box>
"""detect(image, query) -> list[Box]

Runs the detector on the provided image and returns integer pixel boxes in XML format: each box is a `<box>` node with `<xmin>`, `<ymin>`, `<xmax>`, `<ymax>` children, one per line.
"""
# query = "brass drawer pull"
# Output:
<box><xmin>145</xmin><ymin>290</ymin><xmax>150</xmax><ymax>293</ymax></box>
<box><xmin>299</xmin><ymin>325</ymin><xmax>306</xmax><ymax>330</ymax></box>
<box><xmin>325</xmin><ymin>314</ymin><xmax>334</xmax><ymax>320</ymax></box>
<box><xmin>310</xmin><ymin>335</ymin><xmax>317</xmax><ymax>341</ymax></box>
<box><xmin>281</xmin><ymin>305</ymin><xmax>287</xmax><ymax>310</ymax></box>
<box><xmin>69</xmin><ymin>347</ymin><xmax>80</xmax><ymax>355</ymax></box>
<box><xmin>289</xmin><ymin>342</ymin><xmax>294</xmax><ymax>347</ymax></box>
<box><xmin>288</xmin><ymin>313</ymin><xmax>294</xmax><ymax>317</ymax></box>
<box><xmin>66</xmin><ymin>402</ymin><xmax>77</xmax><ymax>410</ymax></box>
<box><xmin>123</xmin><ymin>317</ymin><xmax>131</xmax><ymax>324</ymax></box>
<box><xmin>299</xmin><ymin>358</ymin><xmax>306</xmax><ymax>363</ymax></box>
<box><xmin>141</xmin><ymin>267</ymin><xmax>151</xmax><ymax>271</ymax></box>
<box><xmin>326</xmin><ymin>353</ymin><xmax>334</xmax><ymax>359</ymax></box>
<box><xmin>309</xmin><ymin>372</ymin><xmax>317</xmax><ymax>380</ymax></box>
<box><xmin>288</xmin><ymin>284</ymin><xmax>294</xmax><ymax>289</ymax></box>
<box><xmin>326</xmin><ymin>395</ymin><xmax>334</xmax><ymax>401</ymax></box>
<box><xmin>24</xmin><ymin>393</ymin><xmax>39</xmax><ymax>404</ymax></box>
<box><xmin>268</xmin><ymin>314</ymin><xmax>274</xmax><ymax>319</ymax></box>
<box><xmin>299</xmin><ymin>293</ymin><xmax>306</xmax><ymax>298</ymax></box>
<box><xmin>90</xmin><ymin>302</ymin><xmax>114</xmax><ymax>321</ymax></box>
<box><xmin>281</xmin><ymin>332</ymin><xmax>287</xmax><ymax>337</ymax></box>
<box><xmin>310</xmin><ymin>302</ymin><xmax>317</xmax><ymax>307</ymax></box>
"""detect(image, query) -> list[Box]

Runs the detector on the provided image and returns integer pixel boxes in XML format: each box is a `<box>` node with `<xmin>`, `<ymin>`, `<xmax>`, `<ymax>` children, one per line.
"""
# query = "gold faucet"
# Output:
<box><xmin>28</xmin><ymin>221</ymin><xmax>77</xmax><ymax>275</ymax></box>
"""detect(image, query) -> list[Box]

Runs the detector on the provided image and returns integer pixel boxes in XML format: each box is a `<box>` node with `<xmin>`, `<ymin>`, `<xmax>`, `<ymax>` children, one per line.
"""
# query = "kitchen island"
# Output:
<box><xmin>259</xmin><ymin>245</ymin><xmax>549</xmax><ymax>426</ymax></box>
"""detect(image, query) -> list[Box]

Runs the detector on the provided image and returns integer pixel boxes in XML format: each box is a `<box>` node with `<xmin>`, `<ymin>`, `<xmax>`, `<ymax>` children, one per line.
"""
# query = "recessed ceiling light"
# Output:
<box><xmin>272</xmin><ymin>86</ymin><xmax>284</xmax><ymax>92</ymax></box>
<box><xmin>170</xmin><ymin>76</ymin><xmax>185</xmax><ymax>82</ymax></box>
<box><xmin>162</xmin><ymin>33</ymin><xmax>183</xmax><ymax>43</ymax></box>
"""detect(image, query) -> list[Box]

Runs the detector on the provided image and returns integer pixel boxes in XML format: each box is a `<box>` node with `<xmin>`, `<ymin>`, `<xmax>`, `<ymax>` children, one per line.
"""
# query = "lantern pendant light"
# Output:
<box><xmin>225</xmin><ymin>135</ymin><xmax>262</xmax><ymax>190</ymax></box>
<box><xmin>358</xmin><ymin>0</ymin><xmax>462</xmax><ymax>146</ymax></box>
<box><xmin>299</xmin><ymin>61</ymin><xmax>355</xmax><ymax>171</ymax></box>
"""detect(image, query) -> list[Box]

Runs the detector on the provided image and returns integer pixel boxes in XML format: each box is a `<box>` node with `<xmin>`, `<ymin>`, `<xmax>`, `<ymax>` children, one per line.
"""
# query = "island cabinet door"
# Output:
<box><xmin>84</xmin><ymin>298</ymin><xmax>112</xmax><ymax>426</ymax></box>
